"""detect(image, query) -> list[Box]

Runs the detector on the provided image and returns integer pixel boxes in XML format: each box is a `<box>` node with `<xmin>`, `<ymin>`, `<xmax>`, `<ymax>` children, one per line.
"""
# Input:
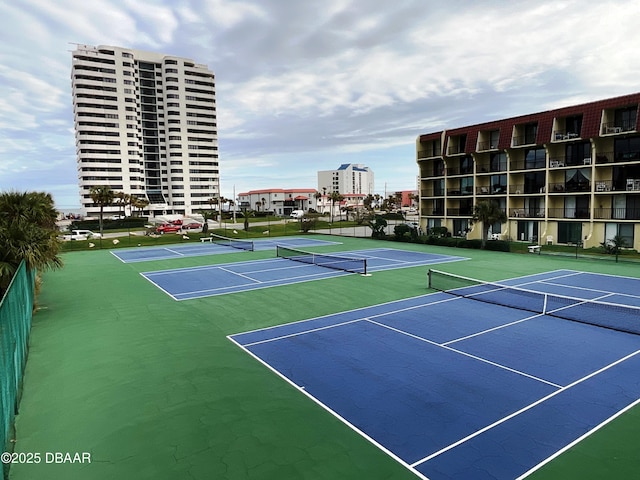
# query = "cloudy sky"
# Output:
<box><xmin>1</xmin><ymin>0</ymin><xmax>640</xmax><ymax>210</ymax></box>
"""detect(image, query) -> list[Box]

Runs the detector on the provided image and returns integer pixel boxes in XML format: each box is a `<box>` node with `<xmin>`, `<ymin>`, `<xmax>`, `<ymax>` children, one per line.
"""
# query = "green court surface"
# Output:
<box><xmin>8</xmin><ymin>235</ymin><xmax>640</xmax><ymax>480</ymax></box>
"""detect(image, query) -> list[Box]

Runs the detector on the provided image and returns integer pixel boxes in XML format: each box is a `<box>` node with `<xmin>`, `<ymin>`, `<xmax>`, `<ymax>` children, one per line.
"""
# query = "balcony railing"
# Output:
<box><xmin>447</xmin><ymin>187</ymin><xmax>474</xmax><ymax>196</ymax></box>
<box><xmin>512</xmin><ymin>135</ymin><xmax>537</xmax><ymax>147</ymax></box>
<box><xmin>547</xmin><ymin>208</ymin><xmax>590</xmax><ymax>219</ymax></box>
<box><xmin>447</xmin><ymin>145</ymin><xmax>465</xmax><ymax>155</ymax></box>
<box><xmin>477</xmin><ymin>141</ymin><xmax>499</xmax><ymax>151</ymax></box>
<box><xmin>510</xmin><ymin>160</ymin><xmax>546</xmax><ymax>171</ymax></box>
<box><xmin>548</xmin><ymin>182</ymin><xmax>591</xmax><ymax>193</ymax></box>
<box><xmin>593</xmin><ymin>208</ymin><xmax>640</xmax><ymax>220</ymax></box>
<box><xmin>446</xmin><ymin>208</ymin><xmax>473</xmax><ymax>216</ymax></box>
<box><xmin>421</xmin><ymin>189</ymin><xmax>445</xmax><ymax>197</ymax></box>
<box><xmin>552</xmin><ymin>131</ymin><xmax>580</xmax><ymax>141</ymax></box>
<box><xmin>446</xmin><ymin>167</ymin><xmax>473</xmax><ymax>176</ymax></box>
<box><xmin>510</xmin><ymin>208</ymin><xmax>545</xmax><ymax>218</ymax></box>
<box><xmin>602</xmin><ymin>121</ymin><xmax>636</xmax><ymax>135</ymax></box>
<box><xmin>509</xmin><ymin>184</ymin><xmax>546</xmax><ymax>194</ymax></box>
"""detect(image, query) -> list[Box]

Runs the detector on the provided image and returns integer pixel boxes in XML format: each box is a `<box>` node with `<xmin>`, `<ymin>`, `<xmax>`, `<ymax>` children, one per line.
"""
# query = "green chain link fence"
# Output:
<box><xmin>0</xmin><ymin>261</ymin><xmax>35</xmax><ymax>478</ymax></box>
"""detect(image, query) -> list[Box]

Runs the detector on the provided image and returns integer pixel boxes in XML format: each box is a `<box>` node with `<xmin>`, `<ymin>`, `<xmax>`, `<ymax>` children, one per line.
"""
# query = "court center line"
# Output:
<box><xmin>366</xmin><ymin>319</ymin><xmax>562</xmax><ymax>388</ymax></box>
<box><xmin>442</xmin><ymin>312</ymin><xmax>545</xmax><ymax>346</ymax></box>
<box><xmin>218</xmin><ymin>266</ymin><xmax>261</xmax><ymax>283</ymax></box>
<box><xmin>409</xmin><ymin>348</ymin><xmax>640</xmax><ymax>468</ymax></box>
<box><xmin>164</xmin><ymin>248</ymin><xmax>185</xmax><ymax>256</ymax></box>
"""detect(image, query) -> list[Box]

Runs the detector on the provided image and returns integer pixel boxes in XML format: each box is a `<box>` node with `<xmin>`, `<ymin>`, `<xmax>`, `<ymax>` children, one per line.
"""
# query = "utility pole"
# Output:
<box><xmin>232</xmin><ymin>185</ymin><xmax>237</xmax><ymax>223</ymax></box>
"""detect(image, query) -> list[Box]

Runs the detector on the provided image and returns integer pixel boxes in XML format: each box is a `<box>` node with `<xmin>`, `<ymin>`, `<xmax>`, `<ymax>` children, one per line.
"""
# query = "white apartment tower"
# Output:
<box><xmin>317</xmin><ymin>163</ymin><xmax>374</xmax><ymax>195</ymax></box>
<box><xmin>71</xmin><ymin>44</ymin><xmax>219</xmax><ymax>217</ymax></box>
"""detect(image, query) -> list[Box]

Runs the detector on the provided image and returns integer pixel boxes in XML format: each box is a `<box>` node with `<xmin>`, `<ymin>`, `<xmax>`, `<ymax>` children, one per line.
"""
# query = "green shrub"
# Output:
<box><xmin>70</xmin><ymin>217</ymin><xmax>147</xmax><ymax>231</ymax></box>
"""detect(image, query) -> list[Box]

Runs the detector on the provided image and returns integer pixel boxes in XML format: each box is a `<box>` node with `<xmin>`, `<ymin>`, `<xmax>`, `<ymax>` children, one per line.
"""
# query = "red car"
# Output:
<box><xmin>182</xmin><ymin>222</ymin><xmax>203</xmax><ymax>230</ymax></box>
<box><xmin>156</xmin><ymin>223</ymin><xmax>181</xmax><ymax>234</ymax></box>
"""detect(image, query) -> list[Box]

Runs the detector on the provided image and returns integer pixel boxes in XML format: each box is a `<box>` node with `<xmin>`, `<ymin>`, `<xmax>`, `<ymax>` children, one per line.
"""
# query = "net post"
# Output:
<box><xmin>542</xmin><ymin>292</ymin><xmax>548</xmax><ymax>314</ymax></box>
<box><xmin>363</xmin><ymin>259</ymin><xmax>367</xmax><ymax>276</ymax></box>
<box><xmin>427</xmin><ymin>269</ymin><xmax>432</xmax><ymax>289</ymax></box>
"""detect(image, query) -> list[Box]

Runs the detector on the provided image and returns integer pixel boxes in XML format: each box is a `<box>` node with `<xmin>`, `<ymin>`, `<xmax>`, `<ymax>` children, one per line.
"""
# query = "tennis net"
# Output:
<box><xmin>428</xmin><ymin>269</ymin><xmax>640</xmax><ymax>335</ymax></box>
<box><xmin>209</xmin><ymin>233</ymin><xmax>254</xmax><ymax>251</ymax></box>
<box><xmin>276</xmin><ymin>245</ymin><xmax>367</xmax><ymax>275</ymax></box>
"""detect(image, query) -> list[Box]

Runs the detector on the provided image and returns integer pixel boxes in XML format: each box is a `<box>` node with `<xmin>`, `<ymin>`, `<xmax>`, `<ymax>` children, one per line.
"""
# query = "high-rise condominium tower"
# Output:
<box><xmin>71</xmin><ymin>44</ymin><xmax>219</xmax><ymax>217</ymax></box>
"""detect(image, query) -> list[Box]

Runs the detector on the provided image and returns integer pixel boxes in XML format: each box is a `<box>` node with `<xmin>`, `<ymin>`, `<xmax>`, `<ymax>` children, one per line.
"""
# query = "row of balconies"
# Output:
<box><xmin>421</xmin><ymin>179</ymin><xmax>640</xmax><ymax>197</ymax></box>
<box><xmin>423</xmin><ymin>151</ymin><xmax>640</xmax><ymax>178</ymax></box>
<box><xmin>421</xmin><ymin>207</ymin><xmax>640</xmax><ymax>221</ymax></box>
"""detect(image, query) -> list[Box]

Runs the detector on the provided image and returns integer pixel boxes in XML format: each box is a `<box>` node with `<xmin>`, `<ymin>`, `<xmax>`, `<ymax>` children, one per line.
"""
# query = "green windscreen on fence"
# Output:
<box><xmin>0</xmin><ymin>261</ymin><xmax>34</xmax><ymax>477</ymax></box>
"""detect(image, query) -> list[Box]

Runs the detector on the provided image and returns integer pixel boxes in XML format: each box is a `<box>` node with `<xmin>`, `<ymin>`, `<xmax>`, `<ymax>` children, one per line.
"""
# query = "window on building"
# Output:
<box><xmin>490</xmin><ymin>152</ymin><xmax>507</xmax><ymax>172</ymax></box>
<box><xmin>490</xmin><ymin>174</ymin><xmax>507</xmax><ymax>194</ymax></box>
<box><xmin>614</xmin><ymin>106</ymin><xmax>637</xmax><ymax>131</ymax></box>
<box><xmin>557</xmin><ymin>222</ymin><xmax>582</xmax><ymax>244</ymax></box>
<box><xmin>524</xmin><ymin>123</ymin><xmax>538</xmax><ymax>144</ymax></box>
<box><xmin>524</xmin><ymin>148</ymin><xmax>546</xmax><ymax>169</ymax></box>
<box><xmin>605</xmin><ymin>223</ymin><xmax>634</xmax><ymax>246</ymax></box>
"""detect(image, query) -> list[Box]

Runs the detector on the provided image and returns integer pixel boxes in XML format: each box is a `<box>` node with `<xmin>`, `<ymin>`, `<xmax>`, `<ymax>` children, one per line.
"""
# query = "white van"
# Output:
<box><xmin>289</xmin><ymin>210</ymin><xmax>305</xmax><ymax>219</ymax></box>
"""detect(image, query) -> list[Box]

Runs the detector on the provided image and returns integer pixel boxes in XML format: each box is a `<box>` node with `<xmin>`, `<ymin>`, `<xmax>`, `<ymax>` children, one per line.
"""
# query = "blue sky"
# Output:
<box><xmin>1</xmin><ymin>0</ymin><xmax>640</xmax><ymax>210</ymax></box>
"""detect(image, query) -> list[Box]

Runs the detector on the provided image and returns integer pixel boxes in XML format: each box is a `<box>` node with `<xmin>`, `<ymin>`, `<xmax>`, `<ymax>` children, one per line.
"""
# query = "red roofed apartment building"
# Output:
<box><xmin>416</xmin><ymin>92</ymin><xmax>640</xmax><ymax>250</ymax></box>
<box><xmin>237</xmin><ymin>189</ymin><xmax>318</xmax><ymax>216</ymax></box>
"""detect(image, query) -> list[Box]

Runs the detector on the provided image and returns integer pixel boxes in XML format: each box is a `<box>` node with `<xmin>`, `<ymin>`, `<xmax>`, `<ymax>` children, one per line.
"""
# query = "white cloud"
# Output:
<box><xmin>202</xmin><ymin>0</ymin><xmax>267</xmax><ymax>28</ymax></box>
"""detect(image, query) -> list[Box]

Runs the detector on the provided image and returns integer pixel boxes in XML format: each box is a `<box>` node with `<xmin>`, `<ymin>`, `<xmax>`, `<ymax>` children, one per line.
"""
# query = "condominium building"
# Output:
<box><xmin>317</xmin><ymin>164</ymin><xmax>374</xmax><ymax>195</ymax></box>
<box><xmin>237</xmin><ymin>189</ymin><xmax>319</xmax><ymax>216</ymax></box>
<box><xmin>71</xmin><ymin>44</ymin><xmax>219</xmax><ymax>217</ymax></box>
<box><xmin>417</xmin><ymin>93</ymin><xmax>640</xmax><ymax>250</ymax></box>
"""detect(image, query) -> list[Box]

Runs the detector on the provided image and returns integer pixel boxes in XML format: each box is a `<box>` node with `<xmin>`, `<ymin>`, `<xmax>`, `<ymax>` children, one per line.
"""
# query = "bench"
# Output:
<box><xmin>200</xmin><ymin>237</ymin><xmax>213</xmax><ymax>243</ymax></box>
<box><xmin>528</xmin><ymin>245</ymin><xmax>541</xmax><ymax>254</ymax></box>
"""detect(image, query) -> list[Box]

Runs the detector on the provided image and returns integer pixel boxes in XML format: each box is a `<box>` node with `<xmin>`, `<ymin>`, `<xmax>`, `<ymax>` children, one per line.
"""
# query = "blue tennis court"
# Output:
<box><xmin>112</xmin><ymin>237</ymin><xmax>340</xmax><ymax>263</ymax></box>
<box><xmin>141</xmin><ymin>248</ymin><xmax>466</xmax><ymax>300</ymax></box>
<box><xmin>229</xmin><ymin>269</ymin><xmax>640</xmax><ymax>480</ymax></box>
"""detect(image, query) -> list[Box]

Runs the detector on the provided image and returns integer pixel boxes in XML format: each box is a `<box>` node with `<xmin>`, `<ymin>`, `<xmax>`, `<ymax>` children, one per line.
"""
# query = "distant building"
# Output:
<box><xmin>316</xmin><ymin>193</ymin><xmax>366</xmax><ymax>216</ymax></box>
<box><xmin>237</xmin><ymin>189</ymin><xmax>318</xmax><ymax>216</ymax></box>
<box><xmin>71</xmin><ymin>44</ymin><xmax>219</xmax><ymax>218</ymax></box>
<box><xmin>317</xmin><ymin>164</ymin><xmax>374</xmax><ymax>195</ymax></box>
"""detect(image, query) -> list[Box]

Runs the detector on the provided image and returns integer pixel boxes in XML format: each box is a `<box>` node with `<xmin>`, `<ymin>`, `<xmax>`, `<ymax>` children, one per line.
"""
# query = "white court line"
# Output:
<box><xmin>218</xmin><ymin>266</ymin><xmax>261</xmax><ymax>283</ymax></box>
<box><xmin>173</xmin><ymin>269</ymin><xmax>348</xmax><ymax>300</ymax></box>
<box><xmin>240</xmin><ymin>295</ymin><xmax>466</xmax><ymax>347</ymax></box>
<box><xmin>442</xmin><ymin>311</ymin><xmax>545</xmax><ymax>346</ymax></box>
<box><xmin>410</xmin><ymin>349</ymin><xmax>640</xmax><ymax>468</ymax></box>
<box><xmin>516</xmin><ymin>396</ymin><xmax>640</xmax><ymax>479</ymax></box>
<box><xmin>367</xmin><ymin>319</ymin><xmax>562</xmax><ymax>388</ymax></box>
<box><xmin>138</xmin><ymin>272</ymin><xmax>178</xmax><ymax>301</ymax></box>
<box><xmin>164</xmin><ymin>248</ymin><xmax>185</xmax><ymax>256</ymax></box>
<box><xmin>541</xmin><ymin>280</ymin><xmax>640</xmax><ymax>301</ymax></box>
<box><xmin>226</xmin><ymin>335</ymin><xmax>431</xmax><ymax>480</ymax></box>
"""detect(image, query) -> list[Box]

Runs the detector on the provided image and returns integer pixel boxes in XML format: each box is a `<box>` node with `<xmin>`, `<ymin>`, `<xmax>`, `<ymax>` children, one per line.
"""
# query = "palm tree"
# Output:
<box><xmin>470</xmin><ymin>200</ymin><xmax>507</xmax><ymax>248</ymax></box>
<box><xmin>341</xmin><ymin>205</ymin><xmax>354</xmax><ymax>222</ymax></box>
<box><xmin>114</xmin><ymin>191</ymin><xmax>130</xmax><ymax>218</ymax></box>
<box><xmin>328</xmin><ymin>191</ymin><xmax>344</xmax><ymax>222</ymax></box>
<box><xmin>313</xmin><ymin>190</ymin><xmax>322</xmax><ymax>212</ymax></box>
<box><xmin>131</xmin><ymin>196</ymin><xmax>149</xmax><ymax>217</ymax></box>
<box><xmin>0</xmin><ymin>191</ymin><xmax>62</xmax><ymax>297</ymax></box>
<box><xmin>207</xmin><ymin>196</ymin><xmax>219</xmax><ymax>214</ymax></box>
<box><xmin>89</xmin><ymin>185</ymin><xmax>114</xmax><ymax>236</ymax></box>
<box><xmin>363</xmin><ymin>194</ymin><xmax>375</xmax><ymax>211</ymax></box>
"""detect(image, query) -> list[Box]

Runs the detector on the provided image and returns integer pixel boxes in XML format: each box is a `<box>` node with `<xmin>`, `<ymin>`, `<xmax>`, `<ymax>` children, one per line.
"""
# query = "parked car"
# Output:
<box><xmin>156</xmin><ymin>223</ymin><xmax>181</xmax><ymax>234</ymax></box>
<box><xmin>110</xmin><ymin>214</ymin><xmax>126</xmax><ymax>220</ymax></box>
<box><xmin>289</xmin><ymin>210</ymin><xmax>305</xmax><ymax>219</ymax></box>
<box><xmin>182</xmin><ymin>222</ymin><xmax>203</xmax><ymax>230</ymax></box>
<box><xmin>63</xmin><ymin>230</ymin><xmax>102</xmax><ymax>241</ymax></box>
